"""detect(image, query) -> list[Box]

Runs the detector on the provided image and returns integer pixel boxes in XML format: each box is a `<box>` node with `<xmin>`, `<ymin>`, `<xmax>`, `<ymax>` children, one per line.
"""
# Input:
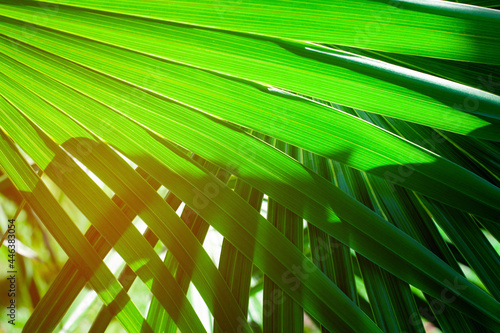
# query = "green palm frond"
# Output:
<box><xmin>0</xmin><ymin>1</ymin><xmax>499</xmax><ymax>332</ymax></box>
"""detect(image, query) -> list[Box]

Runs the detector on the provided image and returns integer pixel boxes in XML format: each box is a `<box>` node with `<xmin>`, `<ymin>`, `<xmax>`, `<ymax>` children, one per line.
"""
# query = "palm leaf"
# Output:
<box><xmin>0</xmin><ymin>1</ymin><xmax>499</xmax><ymax>332</ymax></box>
